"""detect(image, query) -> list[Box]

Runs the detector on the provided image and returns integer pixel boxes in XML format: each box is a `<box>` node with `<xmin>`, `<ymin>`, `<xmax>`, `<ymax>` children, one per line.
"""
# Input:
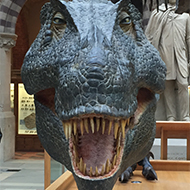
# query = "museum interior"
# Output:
<box><xmin>0</xmin><ymin>0</ymin><xmax>190</xmax><ymax>189</ymax></box>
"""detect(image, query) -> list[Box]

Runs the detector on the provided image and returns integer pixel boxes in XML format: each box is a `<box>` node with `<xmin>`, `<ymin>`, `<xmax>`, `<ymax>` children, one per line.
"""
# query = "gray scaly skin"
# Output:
<box><xmin>21</xmin><ymin>0</ymin><xmax>166</xmax><ymax>189</ymax></box>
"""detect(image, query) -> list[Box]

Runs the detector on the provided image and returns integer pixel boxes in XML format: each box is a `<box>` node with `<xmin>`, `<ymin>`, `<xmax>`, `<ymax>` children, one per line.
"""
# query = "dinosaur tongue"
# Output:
<box><xmin>63</xmin><ymin>117</ymin><xmax>132</xmax><ymax>177</ymax></box>
<box><xmin>78</xmin><ymin>125</ymin><xmax>115</xmax><ymax>175</ymax></box>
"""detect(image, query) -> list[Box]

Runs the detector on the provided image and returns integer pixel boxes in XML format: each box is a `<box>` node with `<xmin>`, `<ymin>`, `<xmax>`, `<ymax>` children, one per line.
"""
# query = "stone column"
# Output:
<box><xmin>0</xmin><ymin>33</ymin><xmax>17</xmax><ymax>163</ymax></box>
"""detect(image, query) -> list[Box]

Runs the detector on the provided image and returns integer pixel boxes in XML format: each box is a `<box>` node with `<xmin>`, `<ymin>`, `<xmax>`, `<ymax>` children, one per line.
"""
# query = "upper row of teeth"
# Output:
<box><xmin>62</xmin><ymin>117</ymin><xmax>132</xmax><ymax>139</ymax></box>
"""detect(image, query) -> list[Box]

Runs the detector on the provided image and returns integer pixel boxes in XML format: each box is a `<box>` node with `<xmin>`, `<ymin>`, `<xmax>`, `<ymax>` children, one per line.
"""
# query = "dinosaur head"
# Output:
<box><xmin>21</xmin><ymin>0</ymin><xmax>166</xmax><ymax>189</ymax></box>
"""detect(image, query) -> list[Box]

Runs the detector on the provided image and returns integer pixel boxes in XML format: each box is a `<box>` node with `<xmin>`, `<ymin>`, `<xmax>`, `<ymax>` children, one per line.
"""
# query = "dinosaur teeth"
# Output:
<box><xmin>117</xmin><ymin>129</ymin><xmax>121</xmax><ymax>148</ymax></box>
<box><xmin>102</xmin><ymin>118</ymin><xmax>106</xmax><ymax>134</ymax></box>
<box><xmin>78</xmin><ymin>157</ymin><xmax>86</xmax><ymax>175</ymax></box>
<box><xmin>73</xmin><ymin>120</ymin><xmax>77</xmax><ymax>135</ymax></box>
<box><xmin>95</xmin><ymin>166</ymin><xmax>99</xmax><ymax>177</ymax></box>
<box><xmin>113</xmin><ymin>155</ymin><xmax>117</xmax><ymax>166</ymax></box>
<box><xmin>96</xmin><ymin>118</ymin><xmax>100</xmax><ymax>132</ymax></box>
<box><xmin>90</xmin><ymin>167</ymin><xmax>93</xmax><ymax>177</ymax></box>
<box><xmin>63</xmin><ymin>116</ymin><xmax>133</xmax><ymax>176</ymax></box>
<box><xmin>63</xmin><ymin>121</ymin><xmax>72</xmax><ymax>140</ymax></box>
<box><xmin>117</xmin><ymin>146</ymin><xmax>121</xmax><ymax>157</ymax></box>
<box><xmin>63</xmin><ymin>117</ymin><xmax>132</xmax><ymax>140</ymax></box>
<box><xmin>68</xmin><ymin>121</ymin><xmax>72</xmax><ymax>138</ymax></box>
<box><xmin>101</xmin><ymin>164</ymin><xmax>105</xmax><ymax>175</ymax></box>
<box><xmin>83</xmin><ymin>163</ymin><xmax>86</xmax><ymax>175</ymax></box>
<box><xmin>80</xmin><ymin>120</ymin><xmax>84</xmax><ymax>135</ymax></box>
<box><xmin>114</xmin><ymin>121</ymin><xmax>119</xmax><ymax>139</ymax></box>
<box><xmin>80</xmin><ymin>158</ymin><xmax>83</xmax><ymax>172</ymax></box>
<box><xmin>77</xmin><ymin>158</ymin><xmax>113</xmax><ymax>177</ymax></box>
<box><xmin>106</xmin><ymin>159</ymin><xmax>110</xmax><ymax>173</ymax></box>
<box><xmin>121</xmin><ymin>120</ymin><xmax>127</xmax><ymax>139</ymax></box>
<box><xmin>108</xmin><ymin>120</ymin><xmax>113</xmax><ymax>135</ymax></box>
<box><xmin>84</xmin><ymin>118</ymin><xmax>89</xmax><ymax>133</ymax></box>
<box><xmin>90</xmin><ymin>118</ymin><xmax>95</xmax><ymax>133</ymax></box>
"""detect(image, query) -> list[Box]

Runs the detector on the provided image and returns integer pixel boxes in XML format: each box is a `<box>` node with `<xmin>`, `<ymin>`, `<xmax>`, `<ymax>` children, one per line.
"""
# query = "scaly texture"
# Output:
<box><xmin>21</xmin><ymin>0</ymin><xmax>166</xmax><ymax>189</ymax></box>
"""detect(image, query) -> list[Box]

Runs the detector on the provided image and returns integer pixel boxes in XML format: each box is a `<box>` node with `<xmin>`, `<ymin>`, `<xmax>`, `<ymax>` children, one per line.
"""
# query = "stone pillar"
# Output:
<box><xmin>0</xmin><ymin>33</ymin><xmax>17</xmax><ymax>163</ymax></box>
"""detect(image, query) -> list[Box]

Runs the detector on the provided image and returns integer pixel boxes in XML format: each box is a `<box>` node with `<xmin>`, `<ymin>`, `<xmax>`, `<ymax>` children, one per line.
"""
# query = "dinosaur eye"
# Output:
<box><xmin>53</xmin><ymin>12</ymin><xmax>66</xmax><ymax>25</ymax></box>
<box><xmin>52</xmin><ymin>12</ymin><xmax>67</xmax><ymax>40</ymax></box>
<box><xmin>120</xmin><ymin>16</ymin><xmax>131</xmax><ymax>25</ymax></box>
<box><xmin>119</xmin><ymin>11</ymin><xmax>134</xmax><ymax>35</ymax></box>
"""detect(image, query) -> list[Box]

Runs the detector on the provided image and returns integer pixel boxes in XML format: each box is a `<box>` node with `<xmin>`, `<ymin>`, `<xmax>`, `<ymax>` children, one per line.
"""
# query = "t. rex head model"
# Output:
<box><xmin>21</xmin><ymin>0</ymin><xmax>166</xmax><ymax>189</ymax></box>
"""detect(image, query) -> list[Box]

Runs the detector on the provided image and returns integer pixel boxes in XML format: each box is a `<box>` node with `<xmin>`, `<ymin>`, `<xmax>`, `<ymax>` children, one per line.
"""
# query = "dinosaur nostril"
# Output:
<box><xmin>87</xmin><ymin>59</ymin><xmax>105</xmax><ymax>66</ymax></box>
<box><xmin>87</xmin><ymin>66</ymin><xmax>104</xmax><ymax>75</ymax></box>
<box><xmin>85</xmin><ymin>65</ymin><xmax>105</xmax><ymax>88</ymax></box>
<box><xmin>86</xmin><ymin>72</ymin><xmax>104</xmax><ymax>81</ymax></box>
<box><xmin>86</xmin><ymin>66</ymin><xmax>104</xmax><ymax>81</ymax></box>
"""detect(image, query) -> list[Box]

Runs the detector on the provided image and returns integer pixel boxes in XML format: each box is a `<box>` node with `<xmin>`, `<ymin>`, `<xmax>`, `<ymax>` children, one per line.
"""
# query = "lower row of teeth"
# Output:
<box><xmin>62</xmin><ymin>117</ymin><xmax>131</xmax><ymax>140</ymax></box>
<box><xmin>76</xmin><ymin>149</ymin><xmax>121</xmax><ymax>177</ymax></box>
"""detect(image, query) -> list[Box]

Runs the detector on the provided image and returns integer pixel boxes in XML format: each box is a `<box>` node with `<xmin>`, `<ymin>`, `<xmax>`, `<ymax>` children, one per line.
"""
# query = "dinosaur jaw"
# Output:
<box><xmin>62</xmin><ymin>116</ymin><xmax>134</xmax><ymax>179</ymax></box>
<box><xmin>34</xmin><ymin>87</ymin><xmax>154</xmax><ymax>178</ymax></box>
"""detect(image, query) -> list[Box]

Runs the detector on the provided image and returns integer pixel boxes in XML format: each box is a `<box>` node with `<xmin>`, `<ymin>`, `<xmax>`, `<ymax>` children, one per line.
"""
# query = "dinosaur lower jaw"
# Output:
<box><xmin>62</xmin><ymin>116</ymin><xmax>134</xmax><ymax>179</ymax></box>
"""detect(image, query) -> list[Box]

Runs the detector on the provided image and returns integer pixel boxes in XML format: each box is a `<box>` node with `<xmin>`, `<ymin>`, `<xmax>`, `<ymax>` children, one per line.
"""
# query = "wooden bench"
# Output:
<box><xmin>156</xmin><ymin>121</ymin><xmax>190</xmax><ymax>160</ymax></box>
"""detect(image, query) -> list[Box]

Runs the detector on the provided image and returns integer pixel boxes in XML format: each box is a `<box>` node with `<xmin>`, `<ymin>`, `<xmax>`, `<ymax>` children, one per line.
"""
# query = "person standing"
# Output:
<box><xmin>145</xmin><ymin>0</ymin><xmax>190</xmax><ymax>121</ymax></box>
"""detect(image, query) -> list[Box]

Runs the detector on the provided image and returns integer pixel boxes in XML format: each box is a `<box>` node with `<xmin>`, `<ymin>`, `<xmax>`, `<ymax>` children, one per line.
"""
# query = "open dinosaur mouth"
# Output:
<box><xmin>35</xmin><ymin>87</ymin><xmax>154</xmax><ymax>178</ymax></box>
<box><xmin>63</xmin><ymin>116</ymin><xmax>134</xmax><ymax>178</ymax></box>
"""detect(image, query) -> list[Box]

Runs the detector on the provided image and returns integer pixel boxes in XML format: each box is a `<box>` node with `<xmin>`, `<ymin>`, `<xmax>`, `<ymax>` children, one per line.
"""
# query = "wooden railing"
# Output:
<box><xmin>44</xmin><ymin>121</ymin><xmax>190</xmax><ymax>189</ymax></box>
<box><xmin>46</xmin><ymin>170</ymin><xmax>74</xmax><ymax>190</ymax></box>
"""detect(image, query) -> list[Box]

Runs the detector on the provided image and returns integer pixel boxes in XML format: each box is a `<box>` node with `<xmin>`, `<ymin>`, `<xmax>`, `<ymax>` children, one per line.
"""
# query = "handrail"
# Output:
<box><xmin>46</xmin><ymin>171</ymin><xmax>73</xmax><ymax>190</ymax></box>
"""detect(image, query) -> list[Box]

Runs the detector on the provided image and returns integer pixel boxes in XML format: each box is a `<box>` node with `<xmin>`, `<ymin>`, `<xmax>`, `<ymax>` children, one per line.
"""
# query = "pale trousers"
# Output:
<box><xmin>163</xmin><ymin>79</ymin><xmax>189</xmax><ymax>121</ymax></box>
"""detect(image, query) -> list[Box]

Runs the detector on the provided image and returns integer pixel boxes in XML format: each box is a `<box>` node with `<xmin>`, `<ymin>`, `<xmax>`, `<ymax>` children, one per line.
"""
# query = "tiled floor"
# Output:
<box><xmin>0</xmin><ymin>152</ymin><xmax>44</xmax><ymax>190</ymax></box>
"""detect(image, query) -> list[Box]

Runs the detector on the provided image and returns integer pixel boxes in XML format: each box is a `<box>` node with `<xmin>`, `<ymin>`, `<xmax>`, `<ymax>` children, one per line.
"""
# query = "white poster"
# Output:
<box><xmin>18</xmin><ymin>83</ymin><xmax>37</xmax><ymax>135</ymax></box>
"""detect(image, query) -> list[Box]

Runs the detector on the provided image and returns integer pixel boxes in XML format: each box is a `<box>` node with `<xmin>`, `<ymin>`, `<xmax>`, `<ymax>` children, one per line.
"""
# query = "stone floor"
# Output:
<box><xmin>0</xmin><ymin>152</ymin><xmax>44</xmax><ymax>190</ymax></box>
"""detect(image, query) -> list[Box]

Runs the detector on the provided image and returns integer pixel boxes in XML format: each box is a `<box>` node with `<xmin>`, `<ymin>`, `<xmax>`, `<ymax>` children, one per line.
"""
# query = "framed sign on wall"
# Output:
<box><xmin>18</xmin><ymin>83</ymin><xmax>37</xmax><ymax>135</ymax></box>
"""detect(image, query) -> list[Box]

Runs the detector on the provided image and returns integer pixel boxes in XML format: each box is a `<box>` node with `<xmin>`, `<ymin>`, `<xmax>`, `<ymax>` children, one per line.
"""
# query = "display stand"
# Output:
<box><xmin>45</xmin><ymin>160</ymin><xmax>190</xmax><ymax>190</ymax></box>
<box><xmin>44</xmin><ymin>121</ymin><xmax>190</xmax><ymax>190</ymax></box>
